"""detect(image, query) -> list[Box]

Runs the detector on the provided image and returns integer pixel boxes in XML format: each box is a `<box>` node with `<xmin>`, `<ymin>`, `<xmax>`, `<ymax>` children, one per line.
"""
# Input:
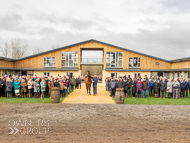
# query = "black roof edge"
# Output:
<box><xmin>0</xmin><ymin>39</ymin><xmax>187</xmax><ymax>63</ymax></box>
<box><xmin>170</xmin><ymin>57</ymin><xmax>190</xmax><ymax>63</ymax></box>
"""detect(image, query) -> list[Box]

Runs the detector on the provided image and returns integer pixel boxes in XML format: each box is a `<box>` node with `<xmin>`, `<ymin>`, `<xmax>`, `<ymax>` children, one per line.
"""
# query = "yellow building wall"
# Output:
<box><xmin>12</xmin><ymin>41</ymin><xmax>171</xmax><ymax>70</ymax></box>
<box><xmin>0</xmin><ymin>60</ymin><xmax>14</xmax><ymax>68</ymax></box>
<box><xmin>171</xmin><ymin>61</ymin><xmax>190</xmax><ymax>69</ymax></box>
<box><xmin>34</xmin><ymin>70</ymin><xmax>81</xmax><ymax>77</ymax></box>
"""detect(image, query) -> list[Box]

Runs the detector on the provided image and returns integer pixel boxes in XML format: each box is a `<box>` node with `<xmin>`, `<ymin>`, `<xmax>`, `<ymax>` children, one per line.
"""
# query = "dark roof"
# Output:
<box><xmin>0</xmin><ymin>39</ymin><xmax>187</xmax><ymax>63</ymax></box>
<box><xmin>170</xmin><ymin>57</ymin><xmax>190</xmax><ymax>63</ymax></box>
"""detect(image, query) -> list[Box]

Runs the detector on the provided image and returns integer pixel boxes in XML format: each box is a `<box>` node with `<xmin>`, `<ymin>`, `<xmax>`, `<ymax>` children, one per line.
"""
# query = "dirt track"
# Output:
<box><xmin>1</xmin><ymin>103</ymin><xmax>190</xmax><ymax>143</ymax></box>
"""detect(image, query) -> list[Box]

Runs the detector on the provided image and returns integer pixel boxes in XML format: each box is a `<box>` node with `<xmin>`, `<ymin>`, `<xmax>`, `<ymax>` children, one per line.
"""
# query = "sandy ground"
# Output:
<box><xmin>1</xmin><ymin>103</ymin><xmax>190</xmax><ymax>143</ymax></box>
<box><xmin>62</xmin><ymin>85</ymin><xmax>115</xmax><ymax>104</ymax></box>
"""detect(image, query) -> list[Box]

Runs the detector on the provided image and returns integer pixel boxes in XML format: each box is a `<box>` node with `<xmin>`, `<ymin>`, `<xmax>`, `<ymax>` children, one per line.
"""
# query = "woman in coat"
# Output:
<box><xmin>5</xmin><ymin>78</ymin><xmax>13</xmax><ymax>98</ymax></box>
<box><xmin>40</xmin><ymin>79</ymin><xmax>46</xmax><ymax>99</ymax></box>
<box><xmin>48</xmin><ymin>78</ymin><xmax>54</xmax><ymax>97</ymax></box>
<box><xmin>167</xmin><ymin>79</ymin><xmax>173</xmax><ymax>98</ymax></box>
<box><xmin>63</xmin><ymin>78</ymin><xmax>68</xmax><ymax>97</ymax></box>
<box><xmin>21</xmin><ymin>79</ymin><xmax>27</xmax><ymax>98</ymax></box>
<box><xmin>136</xmin><ymin>78</ymin><xmax>142</xmax><ymax>98</ymax></box>
<box><xmin>27</xmin><ymin>78</ymin><xmax>33</xmax><ymax>98</ymax></box>
<box><xmin>131</xmin><ymin>77</ymin><xmax>137</xmax><ymax>98</ymax></box>
<box><xmin>14</xmin><ymin>78</ymin><xmax>20</xmax><ymax>98</ymax></box>
<box><xmin>152</xmin><ymin>80</ymin><xmax>160</xmax><ymax>98</ymax></box>
<box><xmin>59</xmin><ymin>80</ymin><xmax>64</xmax><ymax>98</ymax></box>
<box><xmin>33</xmin><ymin>78</ymin><xmax>40</xmax><ymax>98</ymax></box>
<box><xmin>123</xmin><ymin>78</ymin><xmax>131</xmax><ymax>98</ymax></box>
<box><xmin>184</xmin><ymin>79</ymin><xmax>189</xmax><ymax>98</ymax></box>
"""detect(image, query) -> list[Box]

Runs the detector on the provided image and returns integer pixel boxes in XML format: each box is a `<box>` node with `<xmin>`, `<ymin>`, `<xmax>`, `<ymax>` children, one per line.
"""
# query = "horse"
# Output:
<box><xmin>85</xmin><ymin>72</ymin><xmax>92</xmax><ymax>95</ymax></box>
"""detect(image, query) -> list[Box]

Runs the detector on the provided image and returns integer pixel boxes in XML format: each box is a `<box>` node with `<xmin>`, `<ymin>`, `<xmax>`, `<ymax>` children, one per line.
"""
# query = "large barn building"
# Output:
<box><xmin>0</xmin><ymin>39</ymin><xmax>190</xmax><ymax>83</ymax></box>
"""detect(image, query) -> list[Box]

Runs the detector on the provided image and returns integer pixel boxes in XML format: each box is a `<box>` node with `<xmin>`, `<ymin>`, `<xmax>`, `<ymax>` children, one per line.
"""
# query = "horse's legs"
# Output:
<box><xmin>89</xmin><ymin>86</ymin><xmax>91</xmax><ymax>95</ymax></box>
<box><xmin>86</xmin><ymin>86</ymin><xmax>88</xmax><ymax>94</ymax></box>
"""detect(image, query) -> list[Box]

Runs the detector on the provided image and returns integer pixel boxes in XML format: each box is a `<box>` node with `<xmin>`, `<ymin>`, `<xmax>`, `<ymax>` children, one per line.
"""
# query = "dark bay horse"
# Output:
<box><xmin>85</xmin><ymin>72</ymin><xmax>92</xmax><ymax>95</ymax></box>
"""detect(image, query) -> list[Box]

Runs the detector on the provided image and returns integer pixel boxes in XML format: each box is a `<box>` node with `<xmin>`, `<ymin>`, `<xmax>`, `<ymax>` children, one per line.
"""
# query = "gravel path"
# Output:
<box><xmin>1</xmin><ymin>103</ymin><xmax>190</xmax><ymax>143</ymax></box>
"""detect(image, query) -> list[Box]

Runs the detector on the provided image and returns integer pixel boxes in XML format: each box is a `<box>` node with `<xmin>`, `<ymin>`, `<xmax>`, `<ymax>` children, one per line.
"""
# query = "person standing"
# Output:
<box><xmin>167</xmin><ymin>79</ymin><xmax>173</xmax><ymax>98</ymax></box>
<box><xmin>128</xmin><ymin>75</ymin><xmax>132</xmax><ymax>96</ymax></box>
<box><xmin>40</xmin><ymin>79</ymin><xmax>46</xmax><ymax>99</ymax></box>
<box><xmin>21</xmin><ymin>79</ymin><xmax>27</xmax><ymax>98</ymax></box>
<box><xmin>92</xmin><ymin>75</ymin><xmax>98</xmax><ymax>95</ymax></box>
<box><xmin>0</xmin><ymin>76</ymin><xmax>4</xmax><ymax>97</ymax></box>
<box><xmin>78</xmin><ymin>75</ymin><xmax>82</xmax><ymax>89</ymax></box>
<box><xmin>66</xmin><ymin>76</ymin><xmax>70</xmax><ymax>94</ymax></box>
<box><xmin>184</xmin><ymin>79</ymin><xmax>189</xmax><ymax>98</ymax></box>
<box><xmin>160</xmin><ymin>79</ymin><xmax>167</xmax><ymax>98</ymax></box>
<box><xmin>142</xmin><ymin>78</ymin><xmax>149</xmax><ymax>98</ymax></box>
<box><xmin>152</xmin><ymin>80</ymin><xmax>160</xmax><ymax>98</ymax></box>
<box><xmin>14</xmin><ymin>78</ymin><xmax>20</xmax><ymax>98</ymax></box>
<box><xmin>173</xmin><ymin>79</ymin><xmax>180</xmax><ymax>99</ymax></box>
<box><xmin>149</xmin><ymin>78</ymin><xmax>153</xmax><ymax>97</ymax></box>
<box><xmin>33</xmin><ymin>78</ymin><xmax>40</xmax><ymax>98</ymax></box>
<box><xmin>45</xmin><ymin>77</ymin><xmax>49</xmax><ymax>97</ymax></box>
<box><xmin>59</xmin><ymin>80</ymin><xmax>64</xmax><ymax>98</ymax></box>
<box><xmin>131</xmin><ymin>77</ymin><xmax>137</xmax><ymax>98</ymax></box>
<box><xmin>63</xmin><ymin>78</ymin><xmax>68</xmax><ymax>97</ymax></box>
<box><xmin>105</xmin><ymin>76</ymin><xmax>109</xmax><ymax>91</ymax></box>
<box><xmin>70</xmin><ymin>76</ymin><xmax>76</xmax><ymax>91</ymax></box>
<box><xmin>117</xmin><ymin>77</ymin><xmax>124</xmax><ymax>88</ymax></box>
<box><xmin>27</xmin><ymin>78</ymin><xmax>33</xmax><ymax>98</ymax></box>
<box><xmin>110</xmin><ymin>77</ymin><xmax>118</xmax><ymax>97</ymax></box>
<box><xmin>54</xmin><ymin>78</ymin><xmax>60</xmax><ymax>88</ymax></box>
<box><xmin>156</xmin><ymin>76</ymin><xmax>161</xmax><ymax>97</ymax></box>
<box><xmin>180</xmin><ymin>78</ymin><xmax>185</xmax><ymax>98</ymax></box>
<box><xmin>123</xmin><ymin>78</ymin><xmax>131</xmax><ymax>98</ymax></box>
<box><xmin>5</xmin><ymin>78</ymin><xmax>13</xmax><ymax>98</ymax></box>
<box><xmin>136</xmin><ymin>78</ymin><xmax>142</xmax><ymax>98</ymax></box>
<box><xmin>75</xmin><ymin>77</ymin><xmax>79</xmax><ymax>89</ymax></box>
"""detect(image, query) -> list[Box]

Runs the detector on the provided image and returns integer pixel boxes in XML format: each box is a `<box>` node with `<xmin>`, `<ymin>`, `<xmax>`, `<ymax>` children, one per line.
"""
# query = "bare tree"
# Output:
<box><xmin>51</xmin><ymin>44</ymin><xmax>59</xmax><ymax>49</ymax></box>
<box><xmin>0</xmin><ymin>42</ymin><xmax>9</xmax><ymax>57</ymax></box>
<box><xmin>33</xmin><ymin>47</ymin><xmax>43</xmax><ymax>54</ymax></box>
<box><xmin>11</xmin><ymin>38</ymin><xmax>28</xmax><ymax>59</ymax></box>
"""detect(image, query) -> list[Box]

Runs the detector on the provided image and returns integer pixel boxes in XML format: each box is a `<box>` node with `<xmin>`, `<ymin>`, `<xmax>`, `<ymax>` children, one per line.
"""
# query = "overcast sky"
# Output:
<box><xmin>0</xmin><ymin>0</ymin><xmax>190</xmax><ymax>60</ymax></box>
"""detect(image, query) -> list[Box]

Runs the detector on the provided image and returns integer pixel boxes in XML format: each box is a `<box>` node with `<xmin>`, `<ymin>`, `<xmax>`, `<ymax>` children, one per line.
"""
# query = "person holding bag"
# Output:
<box><xmin>6</xmin><ymin>78</ymin><xmax>13</xmax><ymax>98</ymax></box>
<box><xmin>14</xmin><ymin>78</ymin><xmax>20</xmax><ymax>98</ymax></box>
<box><xmin>27</xmin><ymin>78</ymin><xmax>33</xmax><ymax>98</ymax></box>
<box><xmin>40</xmin><ymin>79</ymin><xmax>46</xmax><ymax>99</ymax></box>
<box><xmin>21</xmin><ymin>79</ymin><xmax>27</xmax><ymax>98</ymax></box>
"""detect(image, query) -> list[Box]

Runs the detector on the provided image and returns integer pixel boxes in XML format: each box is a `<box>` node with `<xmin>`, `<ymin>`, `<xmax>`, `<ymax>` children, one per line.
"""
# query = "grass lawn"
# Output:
<box><xmin>113</xmin><ymin>97</ymin><xmax>190</xmax><ymax>105</ymax></box>
<box><xmin>0</xmin><ymin>97</ymin><xmax>64</xmax><ymax>103</ymax></box>
<box><xmin>0</xmin><ymin>87</ymin><xmax>73</xmax><ymax>103</ymax></box>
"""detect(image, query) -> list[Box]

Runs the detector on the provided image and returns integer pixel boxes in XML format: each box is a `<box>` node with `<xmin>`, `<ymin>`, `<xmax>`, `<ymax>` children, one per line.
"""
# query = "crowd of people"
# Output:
<box><xmin>105</xmin><ymin>75</ymin><xmax>190</xmax><ymax>99</ymax></box>
<box><xmin>0</xmin><ymin>74</ymin><xmax>82</xmax><ymax>99</ymax></box>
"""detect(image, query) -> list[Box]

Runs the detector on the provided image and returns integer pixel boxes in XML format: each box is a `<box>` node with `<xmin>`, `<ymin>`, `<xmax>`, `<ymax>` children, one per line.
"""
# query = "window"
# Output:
<box><xmin>44</xmin><ymin>72</ymin><xmax>50</xmax><ymax>76</ymax></box>
<box><xmin>110</xmin><ymin>72</ymin><xmax>117</xmax><ymax>78</ymax></box>
<box><xmin>61</xmin><ymin>52</ymin><xmax>78</xmax><ymax>67</ymax></box>
<box><xmin>106</xmin><ymin>52</ymin><xmax>123</xmax><ymax>68</ymax></box>
<box><xmin>44</xmin><ymin>57</ymin><xmax>56</xmax><ymax>67</ymax></box>
<box><xmin>129</xmin><ymin>57</ymin><xmax>140</xmax><ymax>68</ymax></box>
<box><xmin>134</xmin><ymin>73</ymin><xmax>141</xmax><ymax>79</ymax></box>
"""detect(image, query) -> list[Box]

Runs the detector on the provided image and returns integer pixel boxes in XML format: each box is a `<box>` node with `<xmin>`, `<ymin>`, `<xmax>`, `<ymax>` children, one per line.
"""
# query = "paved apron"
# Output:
<box><xmin>62</xmin><ymin>84</ymin><xmax>115</xmax><ymax>104</ymax></box>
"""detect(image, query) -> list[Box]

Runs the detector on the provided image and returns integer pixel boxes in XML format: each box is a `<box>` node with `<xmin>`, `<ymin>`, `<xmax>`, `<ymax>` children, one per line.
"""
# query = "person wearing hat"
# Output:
<box><xmin>131</xmin><ymin>77</ymin><xmax>137</xmax><ymax>98</ymax></box>
<box><xmin>14</xmin><ymin>78</ymin><xmax>20</xmax><ymax>98</ymax></box>
<box><xmin>21</xmin><ymin>79</ymin><xmax>27</xmax><ymax>98</ymax></box>
<box><xmin>128</xmin><ymin>75</ymin><xmax>132</xmax><ymax>96</ymax></box>
<box><xmin>45</xmin><ymin>77</ymin><xmax>49</xmax><ymax>97</ymax></box>
<box><xmin>59</xmin><ymin>79</ymin><xmax>64</xmax><ymax>98</ymax></box>
<box><xmin>54</xmin><ymin>78</ymin><xmax>60</xmax><ymax>88</ymax></box>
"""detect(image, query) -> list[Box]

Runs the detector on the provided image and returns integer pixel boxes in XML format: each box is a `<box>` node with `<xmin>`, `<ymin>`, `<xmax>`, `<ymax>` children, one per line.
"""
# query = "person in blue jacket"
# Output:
<box><xmin>14</xmin><ymin>78</ymin><xmax>21</xmax><ymax>98</ymax></box>
<box><xmin>184</xmin><ymin>79</ymin><xmax>190</xmax><ymax>98</ymax></box>
<box><xmin>91</xmin><ymin>75</ymin><xmax>98</xmax><ymax>95</ymax></box>
<box><xmin>149</xmin><ymin>79</ymin><xmax>153</xmax><ymax>97</ymax></box>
